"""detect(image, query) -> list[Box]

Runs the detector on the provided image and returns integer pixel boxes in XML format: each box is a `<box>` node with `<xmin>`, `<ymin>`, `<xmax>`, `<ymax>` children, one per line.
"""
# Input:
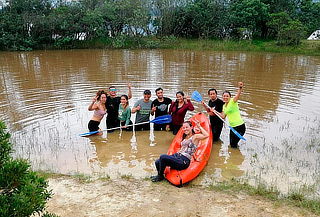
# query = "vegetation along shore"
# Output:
<box><xmin>0</xmin><ymin>0</ymin><xmax>319</xmax><ymax>55</ymax></box>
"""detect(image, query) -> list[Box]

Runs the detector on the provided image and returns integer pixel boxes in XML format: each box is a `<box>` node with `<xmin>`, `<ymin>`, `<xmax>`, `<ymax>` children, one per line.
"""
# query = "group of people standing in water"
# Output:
<box><xmin>88</xmin><ymin>82</ymin><xmax>246</xmax><ymax>148</ymax></box>
<box><xmin>88</xmin><ymin>82</ymin><xmax>246</xmax><ymax>182</ymax></box>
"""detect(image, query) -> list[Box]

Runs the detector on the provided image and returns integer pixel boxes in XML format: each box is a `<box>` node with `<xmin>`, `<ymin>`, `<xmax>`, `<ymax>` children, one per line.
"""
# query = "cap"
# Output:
<box><xmin>143</xmin><ymin>89</ymin><xmax>151</xmax><ymax>95</ymax></box>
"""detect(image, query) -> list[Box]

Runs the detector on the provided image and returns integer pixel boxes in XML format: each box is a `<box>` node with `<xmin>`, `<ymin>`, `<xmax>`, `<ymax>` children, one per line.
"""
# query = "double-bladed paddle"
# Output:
<box><xmin>79</xmin><ymin>114</ymin><xmax>172</xmax><ymax>137</ymax></box>
<box><xmin>192</xmin><ymin>90</ymin><xmax>246</xmax><ymax>141</ymax></box>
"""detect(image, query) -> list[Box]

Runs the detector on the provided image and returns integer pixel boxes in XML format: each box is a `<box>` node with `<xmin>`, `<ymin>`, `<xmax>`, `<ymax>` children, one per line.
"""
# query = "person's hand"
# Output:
<box><xmin>121</xmin><ymin>125</ymin><xmax>128</xmax><ymax>129</ymax></box>
<box><xmin>194</xmin><ymin>120</ymin><xmax>201</xmax><ymax>128</ymax></box>
<box><xmin>127</xmin><ymin>83</ymin><xmax>132</xmax><ymax>89</ymax></box>
<box><xmin>208</xmin><ymin>111</ymin><xmax>214</xmax><ymax>116</ymax></box>
<box><xmin>92</xmin><ymin>95</ymin><xmax>98</xmax><ymax>103</ymax></box>
<box><xmin>184</xmin><ymin>95</ymin><xmax>191</xmax><ymax>103</ymax></box>
<box><xmin>152</xmin><ymin>106</ymin><xmax>157</xmax><ymax>112</ymax></box>
<box><xmin>210</xmin><ymin>107</ymin><xmax>217</xmax><ymax>116</ymax></box>
<box><xmin>238</xmin><ymin>82</ymin><xmax>244</xmax><ymax>88</ymax></box>
<box><xmin>136</xmin><ymin>105</ymin><xmax>141</xmax><ymax>111</ymax></box>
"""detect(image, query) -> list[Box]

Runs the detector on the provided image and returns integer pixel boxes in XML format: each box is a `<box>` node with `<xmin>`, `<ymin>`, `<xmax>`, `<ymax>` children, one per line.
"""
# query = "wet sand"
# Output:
<box><xmin>46</xmin><ymin>176</ymin><xmax>317</xmax><ymax>217</ymax></box>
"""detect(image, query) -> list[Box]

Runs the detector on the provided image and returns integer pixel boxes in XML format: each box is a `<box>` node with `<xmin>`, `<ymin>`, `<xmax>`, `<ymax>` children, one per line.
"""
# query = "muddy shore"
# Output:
<box><xmin>46</xmin><ymin>176</ymin><xmax>317</xmax><ymax>217</ymax></box>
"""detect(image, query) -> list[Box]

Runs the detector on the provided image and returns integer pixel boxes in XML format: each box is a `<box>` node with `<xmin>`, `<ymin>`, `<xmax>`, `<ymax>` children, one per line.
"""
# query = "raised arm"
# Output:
<box><xmin>88</xmin><ymin>96</ymin><xmax>98</xmax><ymax>111</ymax></box>
<box><xmin>233</xmin><ymin>82</ymin><xmax>244</xmax><ymax>103</ymax></box>
<box><xmin>185</xmin><ymin>96</ymin><xmax>194</xmax><ymax>111</ymax></box>
<box><xmin>127</xmin><ymin>83</ymin><xmax>132</xmax><ymax>99</ymax></box>
<box><xmin>193</xmin><ymin>120</ymin><xmax>209</xmax><ymax>144</ymax></box>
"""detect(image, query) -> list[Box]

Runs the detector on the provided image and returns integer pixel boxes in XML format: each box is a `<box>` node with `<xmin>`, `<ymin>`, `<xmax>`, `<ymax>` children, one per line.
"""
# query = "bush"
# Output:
<box><xmin>0</xmin><ymin>121</ymin><xmax>54</xmax><ymax>217</ymax></box>
<box><xmin>277</xmin><ymin>20</ymin><xmax>306</xmax><ymax>46</ymax></box>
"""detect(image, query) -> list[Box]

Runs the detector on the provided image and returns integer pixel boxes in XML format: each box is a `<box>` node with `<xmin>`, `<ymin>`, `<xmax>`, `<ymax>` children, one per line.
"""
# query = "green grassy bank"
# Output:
<box><xmin>208</xmin><ymin>179</ymin><xmax>320</xmax><ymax>216</ymax></box>
<box><xmin>66</xmin><ymin>37</ymin><xmax>320</xmax><ymax>56</ymax></box>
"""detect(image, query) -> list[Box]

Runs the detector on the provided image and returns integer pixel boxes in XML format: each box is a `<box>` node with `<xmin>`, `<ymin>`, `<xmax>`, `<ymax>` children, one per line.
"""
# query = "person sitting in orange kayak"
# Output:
<box><xmin>151</xmin><ymin>120</ymin><xmax>209</xmax><ymax>182</ymax></box>
<box><xmin>88</xmin><ymin>90</ymin><xmax>107</xmax><ymax>133</ymax></box>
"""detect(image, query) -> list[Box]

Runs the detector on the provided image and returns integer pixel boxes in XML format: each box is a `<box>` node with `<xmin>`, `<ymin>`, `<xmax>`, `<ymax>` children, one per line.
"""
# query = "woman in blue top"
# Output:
<box><xmin>118</xmin><ymin>95</ymin><xmax>132</xmax><ymax>131</ymax></box>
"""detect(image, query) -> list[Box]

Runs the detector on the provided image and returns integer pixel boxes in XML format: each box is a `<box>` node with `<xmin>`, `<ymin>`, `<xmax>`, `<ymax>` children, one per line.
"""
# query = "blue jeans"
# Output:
<box><xmin>155</xmin><ymin>153</ymin><xmax>190</xmax><ymax>176</ymax></box>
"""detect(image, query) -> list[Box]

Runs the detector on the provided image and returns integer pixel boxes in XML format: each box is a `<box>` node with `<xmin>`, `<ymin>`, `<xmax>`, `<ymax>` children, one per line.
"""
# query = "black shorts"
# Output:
<box><xmin>88</xmin><ymin>120</ymin><xmax>100</xmax><ymax>132</ymax></box>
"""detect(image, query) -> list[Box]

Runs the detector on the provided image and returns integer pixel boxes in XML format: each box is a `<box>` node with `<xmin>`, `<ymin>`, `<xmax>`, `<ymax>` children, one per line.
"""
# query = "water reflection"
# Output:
<box><xmin>0</xmin><ymin>49</ymin><xmax>319</xmax><ymax>197</ymax></box>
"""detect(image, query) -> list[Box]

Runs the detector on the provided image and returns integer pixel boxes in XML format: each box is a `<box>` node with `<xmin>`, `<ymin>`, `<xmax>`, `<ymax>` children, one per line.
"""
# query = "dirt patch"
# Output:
<box><xmin>46</xmin><ymin>177</ymin><xmax>317</xmax><ymax>217</ymax></box>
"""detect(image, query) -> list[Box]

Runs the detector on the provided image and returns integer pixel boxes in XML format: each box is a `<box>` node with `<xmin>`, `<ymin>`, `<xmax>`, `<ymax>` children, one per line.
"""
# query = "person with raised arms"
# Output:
<box><xmin>87</xmin><ymin>90</ymin><xmax>107</xmax><ymax>134</ymax></box>
<box><xmin>118</xmin><ymin>94</ymin><xmax>132</xmax><ymax>131</ymax></box>
<box><xmin>105</xmin><ymin>83</ymin><xmax>132</xmax><ymax>131</ymax></box>
<box><xmin>151</xmin><ymin>120</ymin><xmax>209</xmax><ymax>182</ymax></box>
<box><xmin>131</xmin><ymin>89</ymin><xmax>153</xmax><ymax>131</ymax></box>
<box><xmin>212</xmin><ymin>82</ymin><xmax>246</xmax><ymax>148</ymax></box>
<box><xmin>151</xmin><ymin>87</ymin><xmax>172</xmax><ymax>131</ymax></box>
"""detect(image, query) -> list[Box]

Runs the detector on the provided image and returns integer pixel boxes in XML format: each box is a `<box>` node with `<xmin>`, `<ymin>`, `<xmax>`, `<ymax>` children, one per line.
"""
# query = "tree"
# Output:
<box><xmin>0</xmin><ymin>121</ymin><xmax>53</xmax><ymax>217</ymax></box>
<box><xmin>277</xmin><ymin>20</ymin><xmax>306</xmax><ymax>46</ymax></box>
<box><xmin>297</xmin><ymin>0</ymin><xmax>320</xmax><ymax>35</ymax></box>
<box><xmin>229</xmin><ymin>0</ymin><xmax>269</xmax><ymax>38</ymax></box>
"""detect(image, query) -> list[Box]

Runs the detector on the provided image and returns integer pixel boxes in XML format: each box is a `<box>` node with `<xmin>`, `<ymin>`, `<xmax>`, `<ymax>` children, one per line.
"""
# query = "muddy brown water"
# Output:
<box><xmin>0</xmin><ymin>49</ymin><xmax>319</xmax><ymax>197</ymax></box>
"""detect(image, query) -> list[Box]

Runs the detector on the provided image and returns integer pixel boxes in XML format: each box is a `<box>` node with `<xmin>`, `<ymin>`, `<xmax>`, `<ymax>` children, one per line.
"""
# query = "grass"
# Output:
<box><xmin>209</xmin><ymin>179</ymin><xmax>320</xmax><ymax>216</ymax></box>
<box><xmin>65</xmin><ymin>36</ymin><xmax>320</xmax><ymax>56</ymax></box>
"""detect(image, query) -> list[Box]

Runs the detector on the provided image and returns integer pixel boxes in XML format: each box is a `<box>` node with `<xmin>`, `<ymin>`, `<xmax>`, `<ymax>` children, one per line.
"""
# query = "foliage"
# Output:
<box><xmin>209</xmin><ymin>179</ymin><xmax>320</xmax><ymax>215</ymax></box>
<box><xmin>0</xmin><ymin>121</ymin><xmax>53</xmax><ymax>217</ymax></box>
<box><xmin>0</xmin><ymin>0</ymin><xmax>319</xmax><ymax>50</ymax></box>
<box><xmin>229</xmin><ymin>0</ymin><xmax>269</xmax><ymax>38</ymax></box>
<box><xmin>268</xmin><ymin>12</ymin><xmax>306</xmax><ymax>46</ymax></box>
<box><xmin>277</xmin><ymin>20</ymin><xmax>306</xmax><ymax>46</ymax></box>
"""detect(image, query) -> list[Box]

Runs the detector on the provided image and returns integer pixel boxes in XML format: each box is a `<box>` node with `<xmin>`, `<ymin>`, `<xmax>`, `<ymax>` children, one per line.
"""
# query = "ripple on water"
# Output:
<box><xmin>1</xmin><ymin>50</ymin><xmax>320</xmax><ymax>198</ymax></box>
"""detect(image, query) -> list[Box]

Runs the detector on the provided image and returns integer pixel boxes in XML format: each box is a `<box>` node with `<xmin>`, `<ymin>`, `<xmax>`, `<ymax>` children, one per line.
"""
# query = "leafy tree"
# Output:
<box><xmin>229</xmin><ymin>0</ymin><xmax>269</xmax><ymax>38</ymax></box>
<box><xmin>268</xmin><ymin>11</ymin><xmax>306</xmax><ymax>45</ymax></box>
<box><xmin>0</xmin><ymin>121</ymin><xmax>53</xmax><ymax>217</ymax></box>
<box><xmin>297</xmin><ymin>0</ymin><xmax>320</xmax><ymax>35</ymax></box>
<box><xmin>0</xmin><ymin>0</ymin><xmax>53</xmax><ymax>50</ymax></box>
<box><xmin>277</xmin><ymin>20</ymin><xmax>306</xmax><ymax>46</ymax></box>
<box><xmin>267</xmin><ymin>12</ymin><xmax>291</xmax><ymax>39</ymax></box>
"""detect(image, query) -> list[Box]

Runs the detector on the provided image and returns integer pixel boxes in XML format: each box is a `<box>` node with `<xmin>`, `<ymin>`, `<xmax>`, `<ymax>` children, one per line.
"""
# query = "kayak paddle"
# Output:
<box><xmin>79</xmin><ymin>114</ymin><xmax>172</xmax><ymax>137</ymax></box>
<box><xmin>191</xmin><ymin>90</ymin><xmax>246</xmax><ymax>141</ymax></box>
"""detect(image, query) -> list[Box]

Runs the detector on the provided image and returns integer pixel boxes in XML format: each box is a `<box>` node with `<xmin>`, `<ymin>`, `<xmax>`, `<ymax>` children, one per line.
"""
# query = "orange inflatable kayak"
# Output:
<box><xmin>164</xmin><ymin>112</ymin><xmax>212</xmax><ymax>186</ymax></box>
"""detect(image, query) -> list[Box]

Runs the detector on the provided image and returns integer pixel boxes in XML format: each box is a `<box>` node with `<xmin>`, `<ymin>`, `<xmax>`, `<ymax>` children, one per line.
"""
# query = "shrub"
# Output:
<box><xmin>0</xmin><ymin>121</ymin><xmax>54</xmax><ymax>217</ymax></box>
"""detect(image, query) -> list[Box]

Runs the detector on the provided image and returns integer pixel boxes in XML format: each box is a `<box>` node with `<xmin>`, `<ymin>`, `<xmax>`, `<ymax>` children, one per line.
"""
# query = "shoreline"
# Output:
<box><xmin>2</xmin><ymin>38</ymin><xmax>320</xmax><ymax>56</ymax></box>
<box><xmin>40</xmin><ymin>172</ymin><xmax>320</xmax><ymax>216</ymax></box>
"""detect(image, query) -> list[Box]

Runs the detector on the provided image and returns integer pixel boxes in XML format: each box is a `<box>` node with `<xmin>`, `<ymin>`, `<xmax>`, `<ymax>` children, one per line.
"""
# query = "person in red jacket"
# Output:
<box><xmin>169</xmin><ymin>91</ymin><xmax>194</xmax><ymax>135</ymax></box>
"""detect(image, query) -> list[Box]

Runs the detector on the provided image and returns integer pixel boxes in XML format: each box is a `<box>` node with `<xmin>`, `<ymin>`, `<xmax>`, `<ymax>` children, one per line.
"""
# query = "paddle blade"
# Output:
<box><xmin>229</xmin><ymin>126</ymin><xmax>246</xmax><ymax>141</ymax></box>
<box><xmin>79</xmin><ymin>131</ymin><xmax>99</xmax><ymax>137</ymax></box>
<box><xmin>151</xmin><ymin>115</ymin><xmax>172</xmax><ymax>124</ymax></box>
<box><xmin>191</xmin><ymin>91</ymin><xmax>202</xmax><ymax>102</ymax></box>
